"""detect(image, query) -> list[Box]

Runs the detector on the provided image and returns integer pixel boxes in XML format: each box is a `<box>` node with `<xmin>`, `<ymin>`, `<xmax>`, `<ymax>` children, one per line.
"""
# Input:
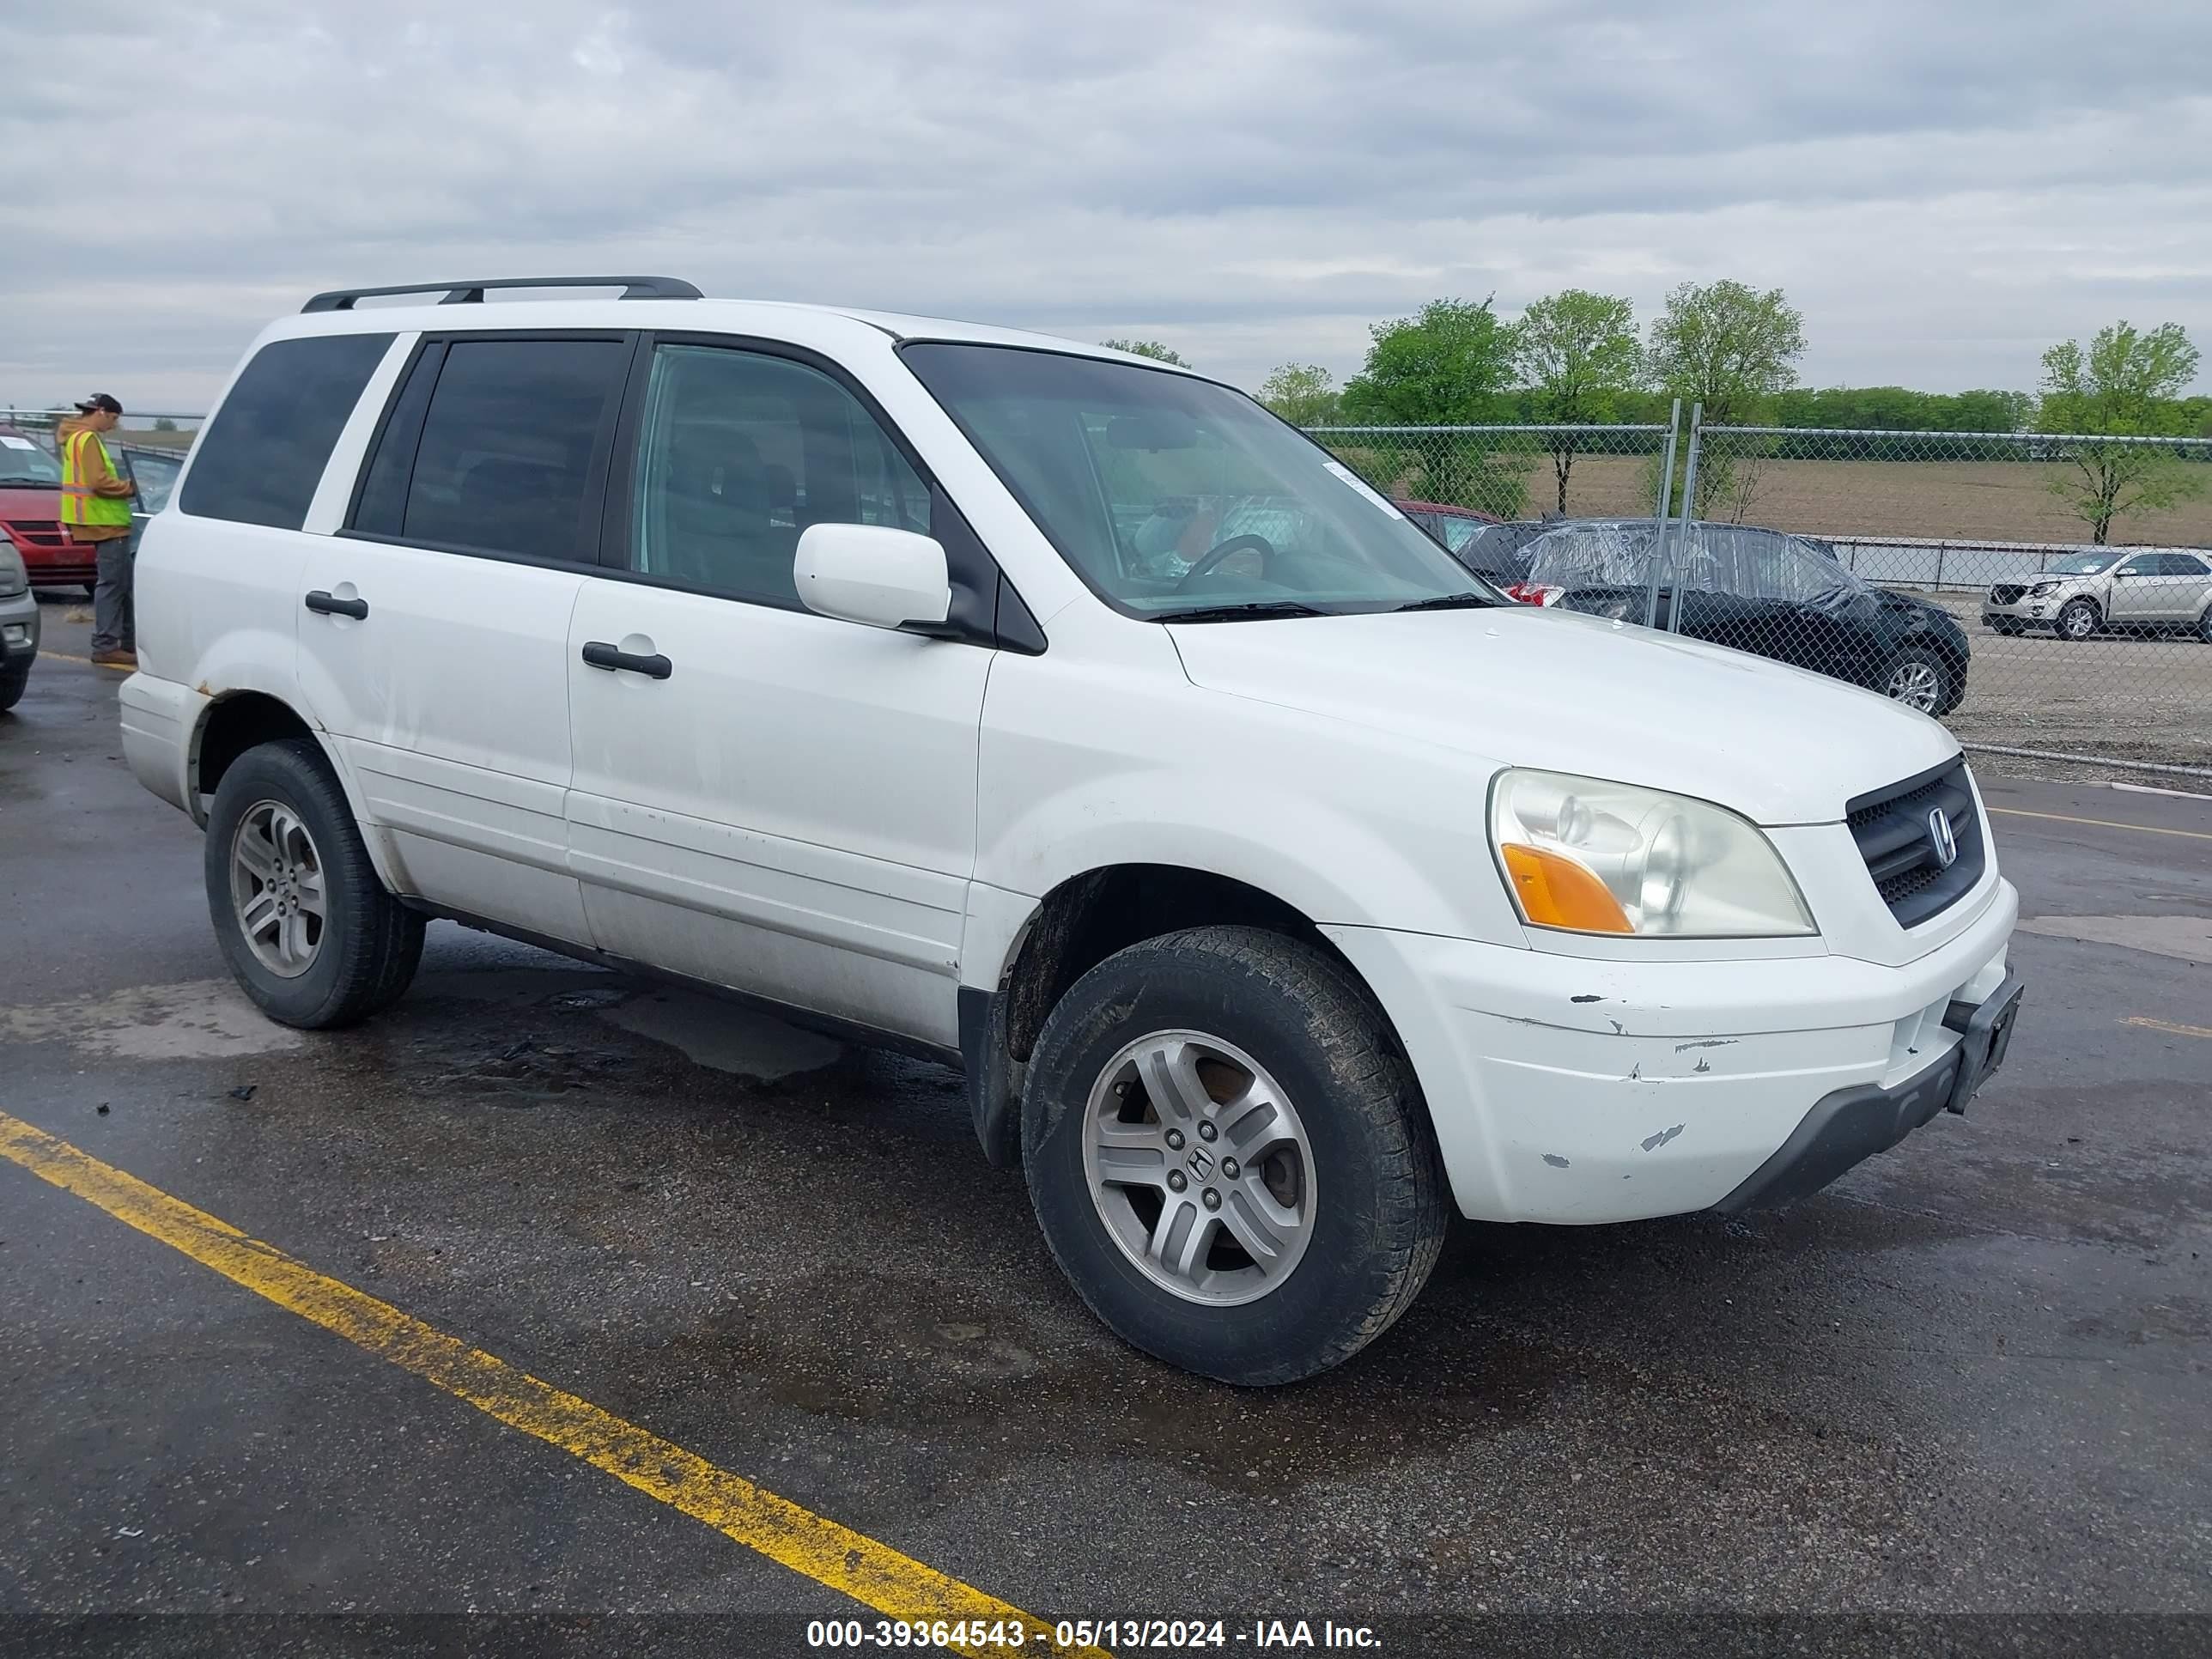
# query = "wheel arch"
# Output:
<box><xmin>960</xmin><ymin>861</ymin><xmax>1422</xmax><ymax>1170</ymax></box>
<box><xmin>189</xmin><ymin>694</ymin><xmax>401</xmax><ymax>890</ymax></box>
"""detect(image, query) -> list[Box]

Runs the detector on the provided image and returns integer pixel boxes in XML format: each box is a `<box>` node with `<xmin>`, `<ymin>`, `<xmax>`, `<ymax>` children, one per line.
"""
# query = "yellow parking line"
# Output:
<box><xmin>1988</xmin><ymin>807</ymin><xmax>2212</xmax><ymax>843</ymax></box>
<box><xmin>0</xmin><ymin>1110</ymin><xmax>1103</xmax><ymax>1658</ymax></box>
<box><xmin>2122</xmin><ymin>1015</ymin><xmax>2212</xmax><ymax>1041</ymax></box>
<box><xmin>38</xmin><ymin>650</ymin><xmax>128</xmax><ymax>670</ymax></box>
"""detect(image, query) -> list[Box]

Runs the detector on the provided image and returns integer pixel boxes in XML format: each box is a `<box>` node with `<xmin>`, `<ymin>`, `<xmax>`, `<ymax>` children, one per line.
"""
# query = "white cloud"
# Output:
<box><xmin>1</xmin><ymin>0</ymin><xmax>2207</xmax><ymax>408</ymax></box>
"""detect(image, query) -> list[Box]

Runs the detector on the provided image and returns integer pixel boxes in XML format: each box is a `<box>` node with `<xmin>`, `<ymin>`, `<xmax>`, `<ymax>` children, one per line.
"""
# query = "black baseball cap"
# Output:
<box><xmin>75</xmin><ymin>393</ymin><xmax>123</xmax><ymax>415</ymax></box>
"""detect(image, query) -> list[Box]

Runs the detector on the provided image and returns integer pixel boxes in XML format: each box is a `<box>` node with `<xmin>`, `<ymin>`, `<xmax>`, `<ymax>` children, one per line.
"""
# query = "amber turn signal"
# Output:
<box><xmin>1500</xmin><ymin>843</ymin><xmax>1633</xmax><ymax>933</ymax></box>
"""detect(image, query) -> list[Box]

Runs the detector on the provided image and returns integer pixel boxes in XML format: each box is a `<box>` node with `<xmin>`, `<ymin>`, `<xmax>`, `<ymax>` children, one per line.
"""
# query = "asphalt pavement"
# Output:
<box><xmin>3</xmin><ymin>599</ymin><xmax>2209</xmax><ymax>1657</ymax></box>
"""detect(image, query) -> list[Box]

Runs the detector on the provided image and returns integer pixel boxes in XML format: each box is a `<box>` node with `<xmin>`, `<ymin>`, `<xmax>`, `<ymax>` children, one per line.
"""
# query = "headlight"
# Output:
<box><xmin>2027</xmin><ymin>580</ymin><xmax>2057</xmax><ymax>597</ymax></box>
<box><xmin>1488</xmin><ymin>769</ymin><xmax>1816</xmax><ymax>939</ymax></box>
<box><xmin>0</xmin><ymin>542</ymin><xmax>27</xmax><ymax>598</ymax></box>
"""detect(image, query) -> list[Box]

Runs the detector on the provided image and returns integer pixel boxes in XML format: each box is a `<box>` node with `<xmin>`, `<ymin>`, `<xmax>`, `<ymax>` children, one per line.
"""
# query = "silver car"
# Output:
<box><xmin>1984</xmin><ymin>550</ymin><xmax>2212</xmax><ymax>641</ymax></box>
<box><xmin>1</xmin><ymin>535</ymin><xmax>39</xmax><ymax>713</ymax></box>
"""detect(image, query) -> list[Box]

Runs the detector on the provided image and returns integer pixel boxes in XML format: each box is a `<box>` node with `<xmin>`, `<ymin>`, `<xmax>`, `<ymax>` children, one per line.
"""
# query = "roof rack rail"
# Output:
<box><xmin>301</xmin><ymin>276</ymin><xmax>702</xmax><ymax>313</ymax></box>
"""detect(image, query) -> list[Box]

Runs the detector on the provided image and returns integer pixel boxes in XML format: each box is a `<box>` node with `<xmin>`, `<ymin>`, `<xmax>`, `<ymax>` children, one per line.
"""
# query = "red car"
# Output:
<box><xmin>0</xmin><ymin>426</ymin><xmax>94</xmax><ymax>596</ymax></box>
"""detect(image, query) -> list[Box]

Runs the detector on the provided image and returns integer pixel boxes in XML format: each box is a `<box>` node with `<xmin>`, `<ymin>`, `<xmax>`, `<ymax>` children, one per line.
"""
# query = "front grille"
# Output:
<box><xmin>1846</xmin><ymin>758</ymin><xmax>1985</xmax><ymax>928</ymax></box>
<box><xmin>1989</xmin><ymin>584</ymin><xmax>2026</xmax><ymax>605</ymax></box>
<box><xmin>2</xmin><ymin>520</ymin><xmax>69</xmax><ymax>548</ymax></box>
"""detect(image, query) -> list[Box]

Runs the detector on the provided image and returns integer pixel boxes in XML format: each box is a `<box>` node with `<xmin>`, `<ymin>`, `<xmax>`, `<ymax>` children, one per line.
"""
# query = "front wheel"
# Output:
<box><xmin>1881</xmin><ymin>647</ymin><xmax>1954</xmax><ymax>714</ymax></box>
<box><xmin>0</xmin><ymin>661</ymin><xmax>27</xmax><ymax>714</ymax></box>
<box><xmin>2197</xmin><ymin>607</ymin><xmax>2212</xmax><ymax>643</ymax></box>
<box><xmin>204</xmin><ymin>738</ymin><xmax>424</xmax><ymax>1029</ymax></box>
<box><xmin>2057</xmin><ymin>598</ymin><xmax>2101</xmax><ymax>641</ymax></box>
<box><xmin>1022</xmin><ymin>926</ymin><xmax>1447</xmax><ymax>1385</ymax></box>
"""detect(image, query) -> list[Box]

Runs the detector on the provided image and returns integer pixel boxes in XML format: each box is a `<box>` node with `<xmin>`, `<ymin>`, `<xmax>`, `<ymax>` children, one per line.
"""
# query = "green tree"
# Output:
<box><xmin>1098</xmin><ymin>338</ymin><xmax>1188</xmax><ymax>366</ymax></box>
<box><xmin>152</xmin><ymin>416</ymin><xmax>179</xmax><ymax>433</ymax></box>
<box><xmin>1512</xmin><ymin>289</ymin><xmax>1640</xmax><ymax>513</ymax></box>
<box><xmin>1646</xmin><ymin>280</ymin><xmax>1806</xmax><ymax>514</ymax></box>
<box><xmin>1256</xmin><ymin>362</ymin><xmax>1340</xmax><ymax>427</ymax></box>
<box><xmin>1645</xmin><ymin>279</ymin><xmax>1805</xmax><ymax>425</ymax></box>
<box><xmin>1337</xmin><ymin>298</ymin><xmax>1525</xmax><ymax>511</ymax></box>
<box><xmin>2037</xmin><ymin>321</ymin><xmax>2205</xmax><ymax>544</ymax></box>
<box><xmin>1340</xmin><ymin>297</ymin><xmax>1516</xmax><ymax>426</ymax></box>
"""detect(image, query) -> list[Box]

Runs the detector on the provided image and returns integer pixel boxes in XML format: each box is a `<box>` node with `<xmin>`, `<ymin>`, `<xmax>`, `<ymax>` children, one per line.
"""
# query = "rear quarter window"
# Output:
<box><xmin>179</xmin><ymin>333</ymin><xmax>395</xmax><ymax>529</ymax></box>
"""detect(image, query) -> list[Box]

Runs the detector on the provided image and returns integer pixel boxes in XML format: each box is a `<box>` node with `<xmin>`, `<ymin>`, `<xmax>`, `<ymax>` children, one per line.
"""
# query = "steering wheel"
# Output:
<box><xmin>1176</xmin><ymin>533</ymin><xmax>1277</xmax><ymax>589</ymax></box>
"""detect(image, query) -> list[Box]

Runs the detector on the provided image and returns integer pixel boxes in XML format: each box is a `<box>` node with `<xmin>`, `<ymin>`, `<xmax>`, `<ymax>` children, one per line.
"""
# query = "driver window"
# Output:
<box><xmin>632</xmin><ymin>344</ymin><xmax>928</xmax><ymax>608</ymax></box>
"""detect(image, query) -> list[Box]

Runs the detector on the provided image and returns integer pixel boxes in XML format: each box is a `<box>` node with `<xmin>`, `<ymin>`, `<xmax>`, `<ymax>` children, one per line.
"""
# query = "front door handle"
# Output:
<box><xmin>304</xmin><ymin>590</ymin><xmax>369</xmax><ymax>620</ymax></box>
<box><xmin>580</xmin><ymin>641</ymin><xmax>673</xmax><ymax>680</ymax></box>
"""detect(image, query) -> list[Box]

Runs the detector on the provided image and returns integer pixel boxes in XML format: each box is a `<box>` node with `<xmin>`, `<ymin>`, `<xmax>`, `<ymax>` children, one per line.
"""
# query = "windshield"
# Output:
<box><xmin>2046</xmin><ymin>554</ymin><xmax>2119</xmax><ymax>576</ymax></box>
<box><xmin>901</xmin><ymin>344</ymin><xmax>1491</xmax><ymax>617</ymax></box>
<box><xmin>0</xmin><ymin>435</ymin><xmax>61</xmax><ymax>487</ymax></box>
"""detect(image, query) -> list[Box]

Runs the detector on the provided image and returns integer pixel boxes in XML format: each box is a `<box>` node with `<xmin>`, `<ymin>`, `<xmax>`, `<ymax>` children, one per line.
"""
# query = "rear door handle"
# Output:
<box><xmin>580</xmin><ymin>641</ymin><xmax>673</xmax><ymax>680</ymax></box>
<box><xmin>304</xmin><ymin>590</ymin><xmax>368</xmax><ymax>620</ymax></box>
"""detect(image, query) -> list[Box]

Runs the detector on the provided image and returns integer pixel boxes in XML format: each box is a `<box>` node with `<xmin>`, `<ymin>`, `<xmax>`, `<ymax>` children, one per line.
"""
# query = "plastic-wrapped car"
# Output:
<box><xmin>1519</xmin><ymin>519</ymin><xmax>1971</xmax><ymax>714</ymax></box>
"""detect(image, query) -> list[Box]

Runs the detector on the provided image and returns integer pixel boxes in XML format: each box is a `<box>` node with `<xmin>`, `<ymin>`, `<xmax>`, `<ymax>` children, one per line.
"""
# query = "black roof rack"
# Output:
<box><xmin>301</xmin><ymin>276</ymin><xmax>702</xmax><ymax>313</ymax></box>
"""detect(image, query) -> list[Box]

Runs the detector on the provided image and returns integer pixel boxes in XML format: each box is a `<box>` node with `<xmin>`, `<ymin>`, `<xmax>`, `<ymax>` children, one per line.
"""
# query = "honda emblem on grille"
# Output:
<box><xmin>1927</xmin><ymin>807</ymin><xmax>1959</xmax><ymax>870</ymax></box>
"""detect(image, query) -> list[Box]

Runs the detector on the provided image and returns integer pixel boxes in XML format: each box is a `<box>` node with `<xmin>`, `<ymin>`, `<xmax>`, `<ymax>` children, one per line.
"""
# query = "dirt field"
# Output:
<box><xmin>1547</xmin><ymin>454</ymin><xmax>2212</xmax><ymax>547</ymax></box>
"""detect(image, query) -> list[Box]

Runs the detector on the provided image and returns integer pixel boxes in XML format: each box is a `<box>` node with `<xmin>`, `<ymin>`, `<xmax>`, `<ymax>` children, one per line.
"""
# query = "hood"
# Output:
<box><xmin>1168</xmin><ymin>604</ymin><xmax>1960</xmax><ymax>825</ymax></box>
<box><xmin>0</xmin><ymin>483</ymin><xmax>58</xmax><ymax>519</ymax></box>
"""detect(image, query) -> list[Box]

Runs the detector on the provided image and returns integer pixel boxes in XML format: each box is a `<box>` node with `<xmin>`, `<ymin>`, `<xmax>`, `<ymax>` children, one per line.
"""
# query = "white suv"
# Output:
<box><xmin>119</xmin><ymin>276</ymin><xmax>2023</xmax><ymax>1384</ymax></box>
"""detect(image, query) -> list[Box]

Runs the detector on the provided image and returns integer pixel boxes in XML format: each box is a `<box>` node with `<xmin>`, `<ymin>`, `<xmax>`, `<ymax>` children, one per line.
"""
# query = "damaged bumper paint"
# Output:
<box><xmin>1322</xmin><ymin>876</ymin><xmax>2020</xmax><ymax>1224</ymax></box>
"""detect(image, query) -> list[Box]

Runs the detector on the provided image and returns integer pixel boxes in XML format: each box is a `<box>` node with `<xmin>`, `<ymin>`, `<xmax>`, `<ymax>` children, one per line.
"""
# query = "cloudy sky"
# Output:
<box><xmin>5</xmin><ymin>0</ymin><xmax>2209</xmax><ymax>412</ymax></box>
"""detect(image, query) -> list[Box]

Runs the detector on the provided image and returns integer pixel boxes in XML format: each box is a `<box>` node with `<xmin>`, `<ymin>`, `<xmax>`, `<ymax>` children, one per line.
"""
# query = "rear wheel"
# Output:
<box><xmin>2058</xmin><ymin>598</ymin><xmax>2100</xmax><ymax>641</ymax></box>
<box><xmin>1022</xmin><ymin>926</ymin><xmax>1447</xmax><ymax>1385</ymax></box>
<box><xmin>204</xmin><ymin>738</ymin><xmax>423</xmax><ymax>1029</ymax></box>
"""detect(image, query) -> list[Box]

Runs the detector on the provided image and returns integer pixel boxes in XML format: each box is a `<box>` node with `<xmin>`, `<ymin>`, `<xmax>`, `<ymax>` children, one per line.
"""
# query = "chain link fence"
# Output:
<box><xmin>1308</xmin><ymin>417</ymin><xmax>2212</xmax><ymax>778</ymax></box>
<box><xmin>1306</xmin><ymin>422</ymin><xmax>1674</xmax><ymax>520</ymax></box>
<box><xmin>1689</xmin><ymin>423</ymin><xmax>2212</xmax><ymax>775</ymax></box>
<box><xmin>8</xmin><ymin>394</ymin><xmax>2207</xmax><ymax>774</ymax></box>
<box><xmin>2</xmin><ymin>406</ymin><xmax>205</xmax><ymax>453</ymax></box>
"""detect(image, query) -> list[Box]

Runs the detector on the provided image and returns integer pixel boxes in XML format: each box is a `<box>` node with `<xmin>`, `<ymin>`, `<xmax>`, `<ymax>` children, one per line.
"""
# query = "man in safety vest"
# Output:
<box><xmin>58</xmin><ymin>392</ymin><xmax>139</xmax><ymax>668</ymax></box>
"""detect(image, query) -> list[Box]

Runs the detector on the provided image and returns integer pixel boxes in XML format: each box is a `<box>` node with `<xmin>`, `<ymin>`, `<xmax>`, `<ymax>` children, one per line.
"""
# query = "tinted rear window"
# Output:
<box><xmin>180</xmin><ymin>333</ymin><xmax>394</xmax><ymax>528</ymax></box>
<box><xmin>389</xmin><ymin>337</ymin><xmax>629</xmax><ymax>561</ymax></box>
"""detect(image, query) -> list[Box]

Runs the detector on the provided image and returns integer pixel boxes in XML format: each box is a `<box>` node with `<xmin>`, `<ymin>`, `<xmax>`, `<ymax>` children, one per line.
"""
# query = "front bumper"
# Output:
<box><xmin>1713</xmin><ymin>972</ymin><xmax>2022</xmax><ymax>1211</ymax></box>
<box><xmin>1</xmin><ymin>587</ymin><xmax>39</xmax><ymax>671</ymax></box>
<box><xmin>1322</xmin><ymin>876</ymin><xmax>2020</xmax><ymax>1224</ymax></box>
<box><xmin>1982</xmin><ymin>592</ymin><xmax>2062</xmax><ymax>628</ymax></box>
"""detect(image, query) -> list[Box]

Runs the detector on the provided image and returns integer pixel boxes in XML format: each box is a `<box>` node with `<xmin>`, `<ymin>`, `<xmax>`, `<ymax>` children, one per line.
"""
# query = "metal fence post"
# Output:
<box><xmin>1645</xmin><ymin>399</ymin><xmax>1681</xmax><ymax>629</ymax></box>
<box><xmin>1667</xmin><ymin>403</ymin><xmax>1703</xmax><ymax>633</ymax></box>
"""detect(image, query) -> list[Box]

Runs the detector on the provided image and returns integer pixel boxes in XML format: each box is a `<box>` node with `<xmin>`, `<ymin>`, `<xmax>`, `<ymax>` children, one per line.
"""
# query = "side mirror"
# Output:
<box><xmin>794</xmin><ymin>523</ymin><xmax>951</xmax><ymax>632</ymax></box>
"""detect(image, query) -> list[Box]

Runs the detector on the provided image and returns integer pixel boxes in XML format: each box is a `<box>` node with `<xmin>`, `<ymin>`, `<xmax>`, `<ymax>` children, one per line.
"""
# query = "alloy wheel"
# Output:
<box><xmin>1885</xmin><ymin>659</ymin><xmax>1944</xmax><ymax>712</ymax></box>
<box><xmin>1082</xmin><ymin>1030</ymin><xmax>1316</xmax><ymax>1306</ymax></box>
<box><xmin>229</xmin><ymin>800</ymin><xmax>326</xmax><ymax>977</ymax></box>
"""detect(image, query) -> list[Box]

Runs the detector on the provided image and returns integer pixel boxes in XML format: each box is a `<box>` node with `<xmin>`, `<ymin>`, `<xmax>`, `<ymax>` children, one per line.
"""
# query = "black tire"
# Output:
<box><xmin>2197</xmin><ymin>606</ymin><xmax>2212</xmax><ymax>644</ymax></box>
<box><xmin>1022</xmin><ymin>926</ymin><xmax>1447</xmax><ymax>1386</ymax></box>
<box><xmin>2057</xmin><ymin>597</ymin><xmax>2100</xmax><ymax>641</ymax></box>
<box><xmin>0</xmin><ymin>661</ymin><xmax>27</xmax><ymax>714</ymax></box>
<box><xmin>204</xmin><ymin>738</ymin><xmax>424</xmax><ymax>1029</ymax></box>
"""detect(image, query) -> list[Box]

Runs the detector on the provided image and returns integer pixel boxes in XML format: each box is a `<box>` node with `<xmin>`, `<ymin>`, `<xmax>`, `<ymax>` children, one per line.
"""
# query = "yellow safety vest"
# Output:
<box><xmin>60</xmin><ymin>430</ymin><xmax>132</xmax><ymax>530</ymax></box>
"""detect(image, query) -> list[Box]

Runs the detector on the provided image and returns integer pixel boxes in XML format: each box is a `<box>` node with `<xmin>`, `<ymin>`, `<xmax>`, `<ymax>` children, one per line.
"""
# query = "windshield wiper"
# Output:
<box><xmin>1156</xmin><ymin>600</ymin><xmax>1330</xmax><ymax>623</ymax></box>
<box><xmin>1389</xmin><ymin>592</ymin><xmax>1495</xmax><ymax>613</ymax></box>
